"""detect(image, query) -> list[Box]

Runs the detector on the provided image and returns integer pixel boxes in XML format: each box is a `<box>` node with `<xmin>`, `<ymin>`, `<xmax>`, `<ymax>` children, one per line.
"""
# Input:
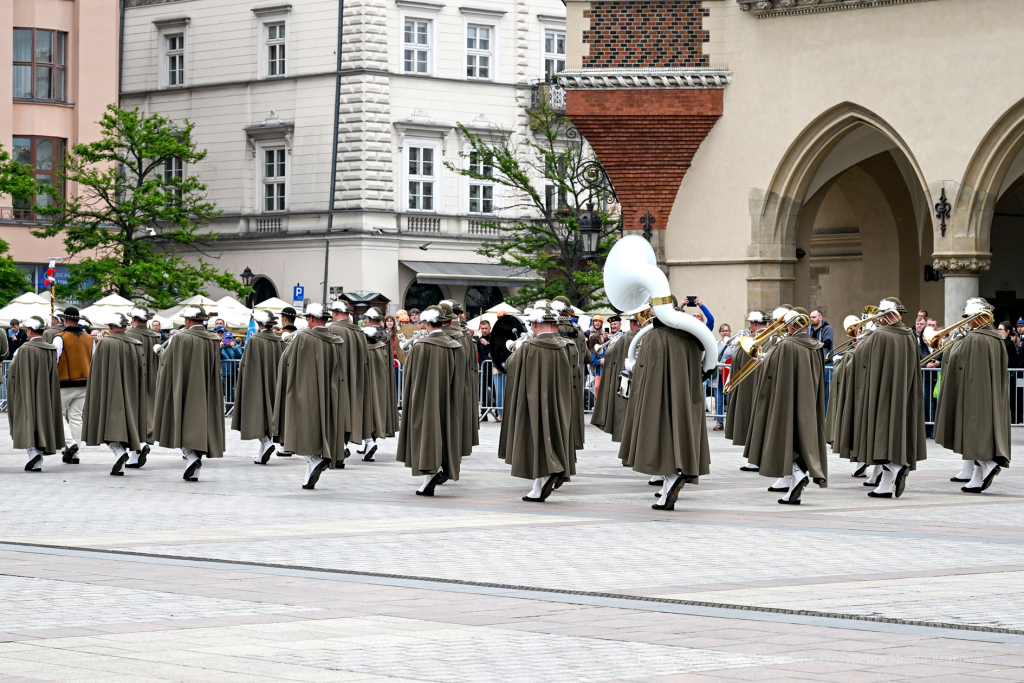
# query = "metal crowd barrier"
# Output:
<box><xmin>5</xmin><ymin>358</ymin><xmax>1023</xmax><ymax>430</ymax></box>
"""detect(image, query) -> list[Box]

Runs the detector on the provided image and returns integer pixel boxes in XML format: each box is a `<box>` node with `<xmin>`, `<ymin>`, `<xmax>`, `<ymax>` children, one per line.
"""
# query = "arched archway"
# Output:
<box><xmin>250</xmin><ymin>277</ymin><xmax>278</xmax><ymax>307</ymax></box>
<box><xmin>750</xmin><ymin>103</ymin><xmax>936</xmax><ymax>333</ymax></box>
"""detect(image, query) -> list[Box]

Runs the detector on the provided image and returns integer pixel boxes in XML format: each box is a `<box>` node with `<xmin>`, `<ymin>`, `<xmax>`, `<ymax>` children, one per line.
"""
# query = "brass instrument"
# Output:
<box><xmin>398</xmin><ymin>328</ymin><xmax>427</xmax><ymax>351</ymax></box>
<box><xmin>724</xmin><ymin>310</ymin><xmax>811</xmax><ymax>394</ymax></box>
<box><xmin>825</xmin><ymin>309</ymin><xmax>889</xmax><ymax>362</ymax></box>
<box><xmin>919</xmin><ymin>309</ymin><xmax>994</xmax><ymax>366</ymax></box>
<box><xmin>722</xmin><ymin>330</ymin><xmax>751</xmax><ymax>349</ymax></box>
<box><xmin>593</xmin><ymin>330</ymin><xmax>624</xmax><ymax>354</ymax></box>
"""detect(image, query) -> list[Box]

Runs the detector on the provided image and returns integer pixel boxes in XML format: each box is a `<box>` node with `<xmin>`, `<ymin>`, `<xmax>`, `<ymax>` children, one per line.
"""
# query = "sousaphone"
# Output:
<box><xmin>489</xmin><ymin>314</ymin><xmax>527</xmax><ymax>374</ymax></box>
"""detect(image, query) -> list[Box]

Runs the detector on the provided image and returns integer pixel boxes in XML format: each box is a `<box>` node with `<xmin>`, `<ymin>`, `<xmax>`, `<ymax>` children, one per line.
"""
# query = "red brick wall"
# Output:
<box><xmin>566</xmin><ymin>89</ymin><xmax>722</xmax><ymax>233</ymax></box>
<box><xmin>583</xmin><ymin>0</ymin><xmax>709</xmax><ymax>69</ymax></box>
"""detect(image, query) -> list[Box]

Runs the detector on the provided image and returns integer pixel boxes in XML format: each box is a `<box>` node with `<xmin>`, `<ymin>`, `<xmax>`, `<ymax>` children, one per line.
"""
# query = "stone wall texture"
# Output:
<box><xmin>582</xmin><ymin>0</ymin><xmax>709</xmax><ymax>69</ymax></box>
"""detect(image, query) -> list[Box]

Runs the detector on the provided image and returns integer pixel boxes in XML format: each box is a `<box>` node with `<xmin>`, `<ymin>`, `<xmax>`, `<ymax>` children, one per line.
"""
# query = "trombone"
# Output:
<box><xmin>919</xmin><ymin>309</ymin><xmax>994</xmax><ymax>366</ymax></box>
<box><xmin>825</xmin><ymin>310</ymin><xmax>888</xmax><ymax>362</ymax></box>
<box><xmin>724</xmin><ymin>312</ymin><xmax>808</xmax><ymax>394</ymax></box>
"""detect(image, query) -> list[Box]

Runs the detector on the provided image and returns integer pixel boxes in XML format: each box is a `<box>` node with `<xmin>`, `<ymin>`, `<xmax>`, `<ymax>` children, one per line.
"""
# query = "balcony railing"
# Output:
<box><xmin>407</xmin><ymin>216</ymin><xmax>441</xmax><ymax>233</ymax></box>
<box><xmin>530</xmin><ymin>82</ymin><xmax>566</xmax><ymax>113</ymax></box>
<box><xmin>254</xmin><ymin>217</ymin><xmax>283</xmax><ymax>233</ymax></box>
<box><xmin>0</xmin><ymin>206</ymin><xmax>43</xmax><ymax>224</ymax></box>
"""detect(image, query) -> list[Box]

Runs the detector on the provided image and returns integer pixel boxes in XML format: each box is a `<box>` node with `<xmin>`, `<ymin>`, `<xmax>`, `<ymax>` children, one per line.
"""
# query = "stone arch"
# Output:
<box><xmin>748</xmin><ymin>102</ymin><xmax>931</xmax><ymax>311</ymax></box>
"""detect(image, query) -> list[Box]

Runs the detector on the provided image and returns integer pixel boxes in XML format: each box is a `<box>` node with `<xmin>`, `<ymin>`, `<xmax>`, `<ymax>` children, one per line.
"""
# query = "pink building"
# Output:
<box><xmin>0</xmin><ymin>0</ymin><xmax>118</xmax><ymax>289</ymax></box>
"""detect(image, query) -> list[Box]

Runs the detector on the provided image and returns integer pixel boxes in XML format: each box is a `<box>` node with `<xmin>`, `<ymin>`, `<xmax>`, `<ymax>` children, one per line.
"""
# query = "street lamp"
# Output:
<box><xmin>241</xmin><ymin>266</ymin><xmax>254</xmax><ymax>307</ymax></box>
<box><xmin>578</xmin><ymin>204</ymin><xmax>603</xmax><ymax>259</ymax></box>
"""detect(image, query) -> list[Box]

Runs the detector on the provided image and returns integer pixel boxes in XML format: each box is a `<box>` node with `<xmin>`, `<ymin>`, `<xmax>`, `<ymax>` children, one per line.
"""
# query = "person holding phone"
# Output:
<box><xmin>685</xmin><ymin>296</ymin><xmax>715</xmax><ymax>332</ymax></box>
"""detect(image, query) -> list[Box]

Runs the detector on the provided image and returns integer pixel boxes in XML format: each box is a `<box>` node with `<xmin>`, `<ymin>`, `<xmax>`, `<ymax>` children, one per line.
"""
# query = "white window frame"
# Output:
<box><xmin>461</xmin><ymin>143</ymin><xmax>502</xmax><ymax>216</ymax></box>
<box><xmin>256</xmin><ymin>142</ymin><xmax>289</xmax><ymax>214</ymax></box>
<box><xmin>405</xmin><ymin>141</ymin><xmax>442</xmax><ymax>213</ymax></box>
<box><xmin>159</xmin><ymin>30</ymin><xmax>187</xmax><ymax>88</ymax></box>
<box><xmin>262</xmin><ymin>20</ymin><xmax>287</xmax><ymax>79</ymax></box>
<box><xmin>163</xmin><ymin>156</ymin><xmax>184</xmax><ymax>199</ymax></box>
<box><xmin>400</xmin><ymin>13</ymin><xmax>436</xmax><ymax>77</ymax></box>
<box><xmin>466</xmin><ymin>149</ymin><xmax>495</xmax><ymax>214</ymax></box>
<box><xmin>541</xmin><ymin>24</ymin><xmax>566</xmax><ymax>82</ymax></box>
<box><xmin>462</xmin><ymin>13</ymin><xmax>500</xmax><ymax>83</ymax></box>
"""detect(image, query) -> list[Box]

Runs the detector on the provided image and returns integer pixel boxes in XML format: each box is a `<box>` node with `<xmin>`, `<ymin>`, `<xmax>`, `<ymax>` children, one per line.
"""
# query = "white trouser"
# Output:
<box><xmin>60</xmin><ymin>386</ymin><xmax>87</xmax><ymax>447</ymax></box>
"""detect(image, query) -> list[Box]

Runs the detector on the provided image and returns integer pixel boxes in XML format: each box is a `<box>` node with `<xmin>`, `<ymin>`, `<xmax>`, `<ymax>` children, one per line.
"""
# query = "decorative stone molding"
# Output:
<box><xmin>932</xmin><ymin>257</ymin><xmax>991</xmax><ymax>275</ymax></box>
<box><xmin>127</xmin><ymin>0</ymin><xmax>185</xmax><ymax>6</ymax></box>
<box><xmin>557</xmin><ymin>68</ymin><xmax>732</xmax><ymax>90</ymax></box>
<box><xmin>738</xmin><ymin>0</ymin><xmax>941</xmax><ymax>19</ymax></box>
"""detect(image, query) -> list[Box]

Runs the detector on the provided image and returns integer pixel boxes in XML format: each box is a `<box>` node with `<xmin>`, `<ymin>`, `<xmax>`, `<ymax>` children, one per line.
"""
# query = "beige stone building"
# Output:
<box><xmin>562</xmin><ymin>0</ymin><xmax>1024</xmax><ymax>336</ymax></box>
<box><xmin>0</xmin><ymin>0</ymin><xmax>118</xmax><ymax>288</ymax></box>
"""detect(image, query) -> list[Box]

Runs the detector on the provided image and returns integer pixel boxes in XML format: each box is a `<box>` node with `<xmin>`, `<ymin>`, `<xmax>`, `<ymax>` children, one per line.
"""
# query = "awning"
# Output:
<box><xmin>400</xmin><ymin>261</ymin><xmax>538</xmax><ymax>287</ymax></box>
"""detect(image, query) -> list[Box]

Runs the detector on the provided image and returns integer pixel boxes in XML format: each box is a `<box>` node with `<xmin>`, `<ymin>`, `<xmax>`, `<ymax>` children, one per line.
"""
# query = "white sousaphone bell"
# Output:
<box><xmin>603</xmin><ymin>235</ymin><xmax>719</xmax><ymax>398</ymax></box>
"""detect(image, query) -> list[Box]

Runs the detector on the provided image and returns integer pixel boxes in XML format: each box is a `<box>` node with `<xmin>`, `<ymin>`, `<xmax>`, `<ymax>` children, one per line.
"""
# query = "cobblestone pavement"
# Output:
<box><xmin>0</xmin><ymin>418</ymin><xmax>1022</xmax><ymax>682</ymax></box>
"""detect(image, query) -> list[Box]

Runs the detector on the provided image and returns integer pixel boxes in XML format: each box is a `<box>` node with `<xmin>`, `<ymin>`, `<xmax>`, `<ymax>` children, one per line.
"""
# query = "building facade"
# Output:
<box><xmin>120</xmin><ymin>0</ymin><xmax>567</xmax><ymax>316</ymax></box>
<box><xmin>1</xmin><ymin>0</ymin><xmax>119</xmax><ymax>289</ymax></box>
<box><xmin>561</xmin><ymin>0</ymin><xmax>1024</xmax><ymax>335</ymax></box>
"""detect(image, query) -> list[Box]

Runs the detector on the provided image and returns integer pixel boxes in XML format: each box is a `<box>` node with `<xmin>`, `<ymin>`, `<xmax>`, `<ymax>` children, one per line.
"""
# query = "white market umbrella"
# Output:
<box><xmin>79</xmin><ymin>294</ymin><xmax>135</xmax><ymax>325</ymax></box>
<box><xmin>0</xmin><ymin>292</ymin><xmax>53</xmax><ymax>328</ymax></box>
<box><xmin>210</xmin><ymin>296</ymin><xmax>253</xmax><ymax>329</ymax></box>
<box><xmin>253</xmin><ymin>296</ymin><xmax>308</xmax><ymax>329</ymax></box>
<box><xmin>158</xmin><ymin>294</ymin><xmax>219</xmax><ymax>326</ymax></box>
<box><xmin>485</xmin><ymin>302</ymin><xmax>519</xmax><ymax>315</ymax></box>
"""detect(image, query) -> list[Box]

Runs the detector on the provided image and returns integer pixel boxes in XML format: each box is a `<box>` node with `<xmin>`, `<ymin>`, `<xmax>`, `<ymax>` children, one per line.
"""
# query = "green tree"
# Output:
<box><xmin>0</xmin><ymin>143</ymin><xmax>40</xmax><ymax>304</ymax></box>
<box><xmin>34</xmin><ymin>105</ymin><xmax>249</xmax><ymax>308</ymax></box>
<box><xmin>446</xmin><ymin>95</ymin><xmax>618</xmax><ymax>310</ymax></box>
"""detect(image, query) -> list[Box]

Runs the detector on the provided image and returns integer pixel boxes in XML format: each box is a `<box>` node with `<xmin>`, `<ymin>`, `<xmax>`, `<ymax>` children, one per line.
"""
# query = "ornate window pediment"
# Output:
<box><xmin>738</xmin><ymin>0</ymin><xmax>942</xmax><ymax>19</ymax></box>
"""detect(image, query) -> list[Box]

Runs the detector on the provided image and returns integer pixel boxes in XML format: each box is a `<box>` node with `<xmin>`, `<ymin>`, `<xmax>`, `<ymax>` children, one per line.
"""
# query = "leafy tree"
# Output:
<box><xmin>447</xmin><ymin>95</ymin><xmax>618</xmax><ymax>310</ymax></box>
<box><xmin>0</xmin><ymin>144</ymin><xmax>40</xmax><ymax>304</ymax></box>
<box><xmin>34</xmin><ymin>105</ymin><xmax>249</xmax><ymax>308</ymax></box>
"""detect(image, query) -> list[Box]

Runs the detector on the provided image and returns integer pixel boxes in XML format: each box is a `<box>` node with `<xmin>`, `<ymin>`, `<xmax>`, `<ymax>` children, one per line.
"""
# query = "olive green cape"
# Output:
<box><xmin>590</xmin><ymin>329</ymin><xmax>637</xmax><ymax>444</ymax></box>
<box><xmin>230</xmin><ymin>330</ymin><xmax>285</xmax><ymax>440</ymax></box>
<box><xmin>327</xmin><ymin>320</ymin><xmax>369</xmax><ymax>443</ymax></box>
<box><xmin>823</xmin><ymin>350</ymin><xmax>849</xmax><ymax>445</ymax></box>
<box><xmin>934</xmin><ymin>326</ymin><xmax>1011</xmax><ymax>466</ymax></box>
<box><xmin>498</xmin><ymin>333</ymin><xmax>576</xmax><ymax>480</ymax></box>
<box><xmin>742</xmin><ymin>333</ymin><xmax>828</xmax><ymax>485</ymax></box>
<box><xmin>617</xmin><ymin>322</ymin><xmax>710</xmax><ymax>479</ymax></box>
<box><xmin>43</xmin><ymin>325</ymin><xmax>64</xmax><ymax>344</ymax></box>
<box><xmin>452</xmin><ymin>322</ymin><xmax>480</xmax><ymax>447</ymax></box>
<box><xmin>365</xmin><ymin>328</ymin><xmax>399</xmax><ymax>438</ymax></box>
<box><xmin>272</xmin><ymin>326</ymin><xmax>348</xmax><ymax>465</ymax></box>
<box><xmin>81</xmin><ymin>332</ymin><xmax>143</xmax><ymax>451</ymax></box>
<box><xmin>724</xmin><ymin>342</ymin><xmax>755</xmax><ymax>445</ymax></box>
<box><xmin>152</xmin><ymin>326</ymin><xmax>226</xmax><ymax>457</ymax></box>
<box><xmin>444</xmin><ymin>325</ymin><xmax>478</xmax><ymax>455</ymax></box>
<box><xmin>396</xmin><ymin>331</ymin><xmax>466</xmax><ymax>478</ymax></box>
<box><xmin>8</xmin><ymin>338</ymin><xmax>64</xmax><ymax>453</ymax></box>
<box><xmin>558</xmin><ymin>321</ymin><xmax>587</xmax><ymax>451</ymax></box>
<box><xmin>850</xmin><ymin>323</ymin><xmax>926</xmax><ymax>469</ymax></box>
<box><xmin>125</xmin><ymin>326</ymin><xmax>161</xmax><ymax>444</ymax></box>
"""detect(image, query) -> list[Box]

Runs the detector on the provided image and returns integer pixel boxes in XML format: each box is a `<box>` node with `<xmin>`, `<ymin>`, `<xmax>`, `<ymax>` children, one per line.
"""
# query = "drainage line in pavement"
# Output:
<box><xmin>2</xmin><ymin>540</ymin><xmax>1022</xmax><ymax>638</ymax></box>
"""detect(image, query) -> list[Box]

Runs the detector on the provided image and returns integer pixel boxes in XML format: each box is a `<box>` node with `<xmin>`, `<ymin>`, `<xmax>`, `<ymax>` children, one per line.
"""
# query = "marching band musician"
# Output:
<box><xmin>552</xmin><ymin>295</ymin><xmax>588</xmax><ymax>455</ymax></box>
<box><xmin>81</xmin><ymin>312</ymin><xmax>145</xmax><ymax>477</ymax></box>
<box><xmin>397</xmin><ymin>305</ymin><xmax>467</xmax><ymax>496</ymax></box>
<box><xmin>272</xmin><ymin>303</ymin><xmax>348</xmax><ymax>489</ymax></box>
<box><xmin>934</xmin><ymin>297</ymin><xmax>1011</xmax><ymax>493</ymax></box>
<box><xmin>231</xmin><ymin>309</ymin><xmax>285</xmax><ymax>464</ymax></box>
<box><xmin>328</xmin><ymin>300</ymin><xmax>369</xmax><ymax>462</ymax></box>
<box><xmin>440</xmin><ymin>302</ymin><xmax>478</xmax><ymax>459</ymax></box>
<box><xmin>9</xmin><ymin>316</ymin><xmax>64</xmax><ymax>472</ymax></box>
<box><xmin>742</xmin><ymin>308</ymin><xmax>828</xmax><ymax>504</ymax></box>
<box><xmin>360</xmin><ymin>307</ymin><xmax>398</xmax><ymax>461</ymax></box>
<box><xmin>124</xmin><ymin>306</ymin><xmax>160</xmax><ymax>468</ymax></box>
<box><xmin>850</xmin><ymin>297</ymin><xmax>926</xmax><ymax>498</ymax></box>
<box><xmin>724</xmin><ymin>310</ymin><xmax>769</xmax><ymax>452</ymax></box>
<box><xmin>737</xmin><ymin>305</ymin><xmax>791</xmax><ymax>473</ymax></box>
<box><xmin>591</xmin><ymin>313</ymin><xmax>639</xmax><ymax>446</ymax></box>
<box><xmin>498</xmin><ymin>304</ymin><xmax>577</xmax><ymax>502</ymax></box>
<box><xmin>827</xmin><ymin>305</ymin><xmax>877</xmax><ymax>478</ymax></box>
<box><xmin>151</xmin><ymin>305</ymin><xmax>225</xmax><ymax>482</ymax></box>
<box><xmin>442</xmin><ymin>300</ymin><xmax>480</xmax><ymax>450</ymax></box>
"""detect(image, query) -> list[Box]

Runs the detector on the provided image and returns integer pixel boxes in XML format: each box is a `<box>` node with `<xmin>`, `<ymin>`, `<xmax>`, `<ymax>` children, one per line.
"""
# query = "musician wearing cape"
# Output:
<box><xmin>8</xmin><ymin>315</ymin><xmax>64</xmax><ymax>472</ymax></box>
<box><xmin>824</xmin><ymin>305</ymin><xmax>879</xmax><ymax>479</ymax></box>
<box><xmin>733</xmin><ymin>306</ymin><xmax>790</xmax><ymax>473</ymax></box>
<box><xmin>740</xmin><ymin>307</ymin><xmax>829</xmax><ymax>504</ymax></box>
<box><xmin>933</xmin><ymin>297</ymin><xmax>1011</xmax><ymax>493</ymax></box>
<box><xmin>551</xmin><ymin>295</ymin><xmax>589</xmax><ymax>455</ymax></box>
<box><xmin>272</xmin><ymin>302</ymin><xmax>349</xmax><ymax>489</ymax></box>
<box><xmin>327</xmin><ymin>299</ymin><xmax>370</xmax><ymax>461</ymax></box>
<box><xmin>723</xmin><ymin>310</ymin><xmax>770</xmax><ymax>453</ymax></box>
<box><xmin>124</xmin><ymin>305</ymin><xmax>161</xmax><ymax>468</ymax></box>
<box><xmin>151</xmin><ymin>305</ymin><xmax>225</xmax><ymax>482</ymax></box>
<box><xmin>590</xmin><ymin>311</ymin><xmax>643</xmax><ymax>446</ymax></box>
<box><xmin>230</xmin><ymin>308</ymin><xmax>286</xmax><ymax>464</ymax></box>
<box><xmin>605</xmin><ymin>236</ymin><xmax>721</xmax><ymax>511</ymax></box>
<box><xmin>80</xmin><ymin>312</ymin><xmax>146</xmax><ymax>477</ymax></box>
<box><xmin>396</xmin><ymin>305</ymin><xmax>467</xmax><ymax>496</ymax></box>
<box><xmin>497</xmin><ymin>303</ymin><xmax>579</xmax><ymax>502</ymax></box>
<box><xmin>438</xmin><ymin>301</ymin><xmax>478</xmax><ymax>459</ymax></box>
<box><xmin>847</xmin><ymin>297</ymin><xmax>927</xmax><ymax>498</ymax></box>
<box><xmin>359</xmin><ymin>307</ymin><xmax>399</xmax><ymax>461</ymax></box>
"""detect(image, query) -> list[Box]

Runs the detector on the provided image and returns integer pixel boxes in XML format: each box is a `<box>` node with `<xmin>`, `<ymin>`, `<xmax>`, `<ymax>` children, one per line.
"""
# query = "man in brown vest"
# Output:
<box><xmin>52</xmin><ymin>306</ymin><xmax>93</xmax><ymax>464</ymax></box>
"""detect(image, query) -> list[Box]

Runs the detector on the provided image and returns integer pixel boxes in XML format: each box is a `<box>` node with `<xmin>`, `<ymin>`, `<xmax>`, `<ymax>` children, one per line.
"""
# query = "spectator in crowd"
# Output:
<box><xmin>913</xmin><ymin>316</ymin><xmax>930</xmax><ymax>361</ymax></box>
<box><xmin>214</xmin><ymin>325</ymin><xmax>226</xmax><ymax>341</ymax></box>
<box><xmin>8</xmin><ymin>319</ymin><xmax>27</xmax><ymax>357</ymax></box>
<box><xmin>997</xmin><ymin>321</ymin><xmax>1018</xmax><ymax>368</ymax></box>
<box><xmin>688</xmin><ymin>296</ymin><xmax>715</xmax><ymax>331</ymax></box>
<box><xmin>711</xmin><ymin>323</ymin><xmax>733</xmax><ymax>430</ymax></box>
<box><xmin>809</xmin><ymin>309</ymin><xmax>834</xmax><ymax>362</ymax></box>
<box><xmin>220</xmin><ymin>331</ymin><xmax>242</xmax><ymax>382</ymax></box>
<box><xmin>587</xmin><ymin>316</ymin><xmax>604</xmax><ymax>342</ymax></box>
<box><xmin>151</xmin><ymin>320</ymin><xmax>167</xmax><ymax>343</ymax></box>
<box><xmin>476</xmin><ymin>319</ymin><xmax>491</xmax><ymax>363</ymax></box>
<box><xmin>1016</xmin><ymin>318</ymin><xmax>1024</xmax><ymax>346</ymax></box>
<box><xmin>408</xmin><ymin>308</ymin><xmax>421</xmax><ymax>325</ymax></box>
<box><xmin>917</xmin><ymin>309</ymin><xmax>928</xmax><ymax>324</ymax></box>
<box><xmin>90</xmin><ymin>329</ymin><xmax>100</xmax><ymax>353</ymax></box>
<box><xmin>590</xmin><ymin>336</ymin><xmax>605</xmax><ymax>396</ymax></box>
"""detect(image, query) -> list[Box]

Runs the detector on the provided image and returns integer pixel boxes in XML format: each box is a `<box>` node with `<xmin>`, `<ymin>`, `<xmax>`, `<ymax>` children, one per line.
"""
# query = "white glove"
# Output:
<box><xmin>624</xmin><ymin>357</ymin><xmax>635</xmax><ymax>372</ymax></box>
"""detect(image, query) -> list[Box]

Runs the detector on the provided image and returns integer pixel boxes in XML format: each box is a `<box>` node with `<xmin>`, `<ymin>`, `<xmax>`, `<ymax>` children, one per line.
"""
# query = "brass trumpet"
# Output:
<box><xmin>919</xmin><ymin>309</ymin><xmax>994</xmax><ymax>366</ymax></box>
<box><xmin>825</xmin><ymin>309</ymin><xmax>889</xmax><ymax>362</ymax></box>
<box><xmin>724</xmin><ymin>312</ymin><xmax>809</xmax><ymax>394</ymax></box>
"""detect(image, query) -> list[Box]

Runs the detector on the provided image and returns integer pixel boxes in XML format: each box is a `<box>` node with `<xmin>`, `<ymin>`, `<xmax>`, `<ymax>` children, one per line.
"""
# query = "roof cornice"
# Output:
<box><xmin>738</xmin><ymin>0</ymin><xmax>942</xmax><ymax>19</ymax></box>
<box><xmin>557</xmin><ymin>68</ymin><xmax>732</xmax><ymax>90</ymax></box>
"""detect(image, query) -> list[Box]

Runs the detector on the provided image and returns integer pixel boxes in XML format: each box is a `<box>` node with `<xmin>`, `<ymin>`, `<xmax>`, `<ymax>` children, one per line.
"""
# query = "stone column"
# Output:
<box><xmin>933</xmin><ymin>257</ymin><xmax>989</xmax><ymax>326</ymax></box>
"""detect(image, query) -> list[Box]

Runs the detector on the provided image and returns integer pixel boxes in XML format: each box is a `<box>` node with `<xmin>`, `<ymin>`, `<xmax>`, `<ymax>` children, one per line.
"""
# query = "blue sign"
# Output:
<box><xmin>292</xmin><ymin>285</ymin><xmax>304</xmax><ymax>302</ymax></box>
<box><xmin>34</xmin><ymin>264</ymin><xmax>70</xmax><ymax>290</ymax></box>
